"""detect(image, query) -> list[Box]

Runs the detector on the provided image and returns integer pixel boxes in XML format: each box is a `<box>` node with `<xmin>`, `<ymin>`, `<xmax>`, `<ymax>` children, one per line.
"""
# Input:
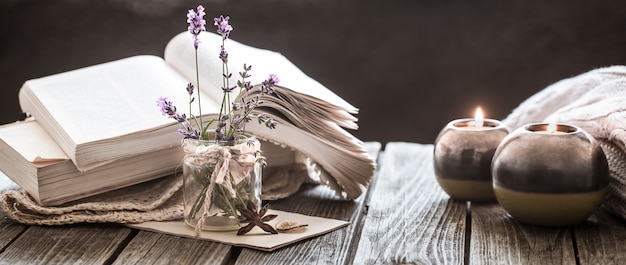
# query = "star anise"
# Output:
<box><xmin>236</xmin><ymin>201</ymin><xmax>278</xmax><ymax>235</ymax></box>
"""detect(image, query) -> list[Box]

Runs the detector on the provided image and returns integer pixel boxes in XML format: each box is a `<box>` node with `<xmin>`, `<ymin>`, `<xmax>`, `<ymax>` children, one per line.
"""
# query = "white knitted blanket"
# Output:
<box><xmin>502</xmin><ymin>65</ymin><xmax>626</xmax><ymax>220</ymax></box>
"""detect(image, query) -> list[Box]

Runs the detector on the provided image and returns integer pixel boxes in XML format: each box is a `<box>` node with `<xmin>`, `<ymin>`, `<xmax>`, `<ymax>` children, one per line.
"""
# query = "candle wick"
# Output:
<box><xmin>475</xmin><ymin>117</ymin><xmax>484</xmax><ymax>129</ymax></box>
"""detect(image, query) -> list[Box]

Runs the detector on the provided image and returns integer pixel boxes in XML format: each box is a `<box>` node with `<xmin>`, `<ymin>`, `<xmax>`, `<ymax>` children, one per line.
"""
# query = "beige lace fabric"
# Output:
<box><xmin>502</xmin><ymin>65</ymin><xmax>626</xmax><ymax>220</ymax></box>
<box><xmin>1</xmin><ymin>163</ymin><xmax>312</xmax><ymax>225</ymax></box>
<box><xmin>1</xmin><ymin>174</ymin><xmax>184</xmax><ymax>225</ymax></box>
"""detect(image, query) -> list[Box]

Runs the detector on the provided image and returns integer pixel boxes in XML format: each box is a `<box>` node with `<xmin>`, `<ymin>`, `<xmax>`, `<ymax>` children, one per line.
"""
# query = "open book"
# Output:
<box><xmin>17</xmin><ymin>31</ymin><xmax>376</xmax><ymax>200</ymax></box>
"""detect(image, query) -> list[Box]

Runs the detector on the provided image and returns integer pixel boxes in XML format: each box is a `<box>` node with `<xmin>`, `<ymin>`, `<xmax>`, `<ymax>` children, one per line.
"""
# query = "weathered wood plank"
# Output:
<box><xmin>352</xmin><ymin>142</ymin><xmax>466</xmax><ymax>264</ymax></box>
<box><xmin>113</xmin><ymin>230</ymin><xmax>233</xmax><ymax>265</ymax></box>
<box><xmin>234</xmin><ymin>142</ymin><xmax>382</xmax><ymax>265</ymax></box>
<box><xmin>0</xmin><ymin>196</ymin><xmax>27</xmax><ymax>252</ymax></box>
<box><xmin>0</xmin><ymin>224</ymin><xmax>131</xmax><ymax>264</ymax></box>
<box><xmin>0</xmin><ymin>174</ymin><xmax>35</xmax><ymax>254</ymax></box>
<box><xmin>574</xmin><ymin>209</ymin><xmax>626</xmax><ymax>265</ymax></box>
<box><xmin>470</xmin><ymin>203</ymin><xmax>576</xmax><ymax>264</ymax></box>
<box><xmin>235</xmin><ymin>189</ymin><xmax>364</xmax><ymax>264</ymax></box>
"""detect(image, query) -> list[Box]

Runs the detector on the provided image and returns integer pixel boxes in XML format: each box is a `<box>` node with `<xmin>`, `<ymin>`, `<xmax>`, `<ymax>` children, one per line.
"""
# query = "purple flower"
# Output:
<box><xmin>186</xmin><ymin>82</ymin><xmax>195</xmax><ymax>96</ymax></box>
<box><xmin>261</xmin><ymin>74</ymin><xmax>279</xmax><ymax>94</ymax></box>
<box><xmin>157</xmin><ymin>97</ymin><xmax>186</xmax><ymax>122</ymax></box>
<box><xmin>178</xmin><ymin>128</ymin><xmax>200</xmax><ymax>139</ymax></box>
<box><xmin>219</xmin><ymin>45</ymin><xmax>228</xmax><ymax>63</ymax></box>
<box><xmin>187</xmin><ymin>5</ymin><xmax>206</xmax><ymax>49</ymax></box>
<box><xmin>222</xmin><ymin>85</ymin><xmax>237</xmax><ymax>92</ymax></box>
<box><xmin>243</xmin><ymin>80</ymin><xmax>253</xmax><ymax>91</ymax></box>
<box><xmin>157</xmin><ymin>98</ymin><xmax>201</xmax><ymax>139</ymax></box>
<box><xmin>157</xmin><ymin>97</ymin><xmax>177</xmax><ymax>117</ymax></box>
<box><xmin>214</xmin><ymin>15</ymin><xmax>233</xmax><ymax>40</ymax></box>
<box><xmin>267</xmin><ymin>74</ymin><xmax>279</xmax><ymax>85</ymax></box>
<box><xmin>186</xmin><ymin>82</ymin><xmax>196</xmax><ymax>104</ymax></box>
<box><xmin>233</xmin><ymin>115</ymin><xmax>245</xmax><ymax>129</ymax></box>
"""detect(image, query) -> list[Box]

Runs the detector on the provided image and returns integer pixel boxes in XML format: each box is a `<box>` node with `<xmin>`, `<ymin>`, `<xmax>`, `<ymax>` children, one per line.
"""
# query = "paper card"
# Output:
<box><xmin>127</xmin><ymin>209</ymin><xmax>349</xmax><ymax>251</ymax></box>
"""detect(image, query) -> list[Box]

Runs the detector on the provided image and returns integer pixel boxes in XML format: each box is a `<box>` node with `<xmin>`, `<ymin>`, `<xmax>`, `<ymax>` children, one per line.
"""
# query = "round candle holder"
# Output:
<box><xmin>434</xmin><ymin>118</ymin><xmax>509</xmax><ymax>202</ymax></box>
<box><xmin>492</xmin><ymin>123</ymin><xmax>609</xmax><ymax>226</ymax></box>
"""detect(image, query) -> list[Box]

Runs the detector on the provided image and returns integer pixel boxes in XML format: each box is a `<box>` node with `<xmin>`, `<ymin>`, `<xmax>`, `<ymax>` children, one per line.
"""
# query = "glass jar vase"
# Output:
<box><xmin>182</xmin><ymin>136</ymin><xmax>262</xmax><ymax>232</ymax></box>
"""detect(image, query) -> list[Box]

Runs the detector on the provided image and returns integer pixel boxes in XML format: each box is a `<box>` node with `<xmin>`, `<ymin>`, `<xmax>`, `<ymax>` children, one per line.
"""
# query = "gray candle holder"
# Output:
<box><xmin>492</xmin><ymin>123</ymin><xmax>609</xmax><ymax>226</ymax></box>
<box><xmin>434</xmin><ymin>118</ymin><xmax>509</xmax><ymax>202</ymax></box>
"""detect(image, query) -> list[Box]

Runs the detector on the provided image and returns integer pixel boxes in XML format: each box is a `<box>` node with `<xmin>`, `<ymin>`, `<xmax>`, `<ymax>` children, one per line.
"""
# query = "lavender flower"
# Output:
<box><xmin>219</xmin><ymin>45</ymin><xmax>228</xmax><ymax>64</ymax></box>
<box><xmin>238</xmin><ymin>65</ymin><xmax>253</xmax><ymax>91</ymax></box>
<box><xmin>179</xmin><ymin>128</ymin><xmax>200</xmax><ymax>139</ymax></box>
<box><xmin>214</xmin><ymin>15</ymin><xmax>233</xmax><ymax>40</ymax></box>
<box><xmin>187</xmin><ymin>5</ymin><xmax>206</xmax><ymax>49</ymax></box>
<box><xmin>157</xmin><ymin>97</ymin><xmax>199</xmax><ymax>139</ymax></box>
<box><xmin>222</xmin><ymin>85</ymin><xmax>237</xmax><ymax>92</ymax></box>
<box><xmin>186</xmin><ymin>82</ymin><xmax>194</xmax><ymax>96</ymax></box>
<box><xmin>159</xmin><ymin>14</ymin><xmax>280</xmax><ymax>143</ymax></box>
<box><xmin>257</xmin><ymin>113</ymin><xmax>277</xmax><ymax>129</ymax></box>
<box><xmin>157</xmin><ymin>97</ymin><xmax>185</xmax><ymax>122</ymax></box>
<box><xmin>261</xmin><ymin>74</ymin><xmax>279</xmax><ymax>94</ymax></box>
<box><xmin>186</xmin><ymin>82</ymin><xmax>195</xmax><ymax>104</ymax></box>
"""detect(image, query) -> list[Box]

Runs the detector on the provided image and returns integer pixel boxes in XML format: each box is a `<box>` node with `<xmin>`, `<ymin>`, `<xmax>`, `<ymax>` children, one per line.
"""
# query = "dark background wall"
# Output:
<box><xmin>1</xmin><ymin>0</ymin><xmax>626</xmax><ymax>145</ymax></box>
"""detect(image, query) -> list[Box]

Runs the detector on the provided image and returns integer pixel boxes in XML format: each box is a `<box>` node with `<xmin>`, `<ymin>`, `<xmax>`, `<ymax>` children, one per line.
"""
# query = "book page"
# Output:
<box><xmin>164</xmin><ymin>31</ymin><xmax>358</xmax><ymax>114</ymax></box>
<box><xmin>0</xmin><ymin>120</ymin><xmax>67</xmax><ymax>163</ymax></box>
<box><xmin>20</xmin><ymin>55</ymin><xmax>220</xmax><ymax>145</ymax></box>
<box><xmin>164</xmin><ymin>32</ymin><xmax>375</xmax><ymax>199</ymax></box>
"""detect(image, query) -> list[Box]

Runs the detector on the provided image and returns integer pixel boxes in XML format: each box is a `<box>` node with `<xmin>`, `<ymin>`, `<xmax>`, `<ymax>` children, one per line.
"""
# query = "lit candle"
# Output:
<box><xmin>433</xmin><ymin>107</ymin><xmax>509</xmax><ymax>202</ymax></box>
<box><xmin>546</xmin><ymin>118</ymin><xmax>557</xmax><ymax>133</ymax></box>
<box><xmin>491</xmin><ymin>121</ymin><xmax>609</xmax><ymax>226</ymax></box>
<box><xmin>457</xmin><ymin>107</ymin><xmax>485</xmax><ymax>130</ymax></box>
<box><xmin>474</xmin><ymin>107</ymin><xmax>484</xmax><ymax>128</ymax></box>
<box><xmin>537</xmin><ymin>118</ymin><xmax>568</xmax><ymax>135</ymax></box>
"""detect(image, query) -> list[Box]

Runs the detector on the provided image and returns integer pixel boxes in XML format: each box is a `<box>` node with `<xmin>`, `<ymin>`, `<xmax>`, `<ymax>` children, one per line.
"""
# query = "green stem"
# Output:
<box><xmin>187</xmin><ymin>179</ymin><xmax>210</xmax><ymax>222</ymax></box>
<box><xmin>217</xmin><ymin>183</ymin><xmax>242</xmax><ymax>223</ymax></box>
<box><xmin>195</xmin><ymin>49</ymin><xmax>203</xmax><ymax>133</ymax></box>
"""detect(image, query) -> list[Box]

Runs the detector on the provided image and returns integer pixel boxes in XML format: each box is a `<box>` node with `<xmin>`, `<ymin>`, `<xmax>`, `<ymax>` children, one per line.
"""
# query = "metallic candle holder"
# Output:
<box><xmin>492</xmin><ymin>122</ymin><xmax>609</xmax><ymax>226</ymax></box>
<box><xmin>434</xmin><ymin>118</ymin><xmax>509</xmax><ymax>202</ymax></box>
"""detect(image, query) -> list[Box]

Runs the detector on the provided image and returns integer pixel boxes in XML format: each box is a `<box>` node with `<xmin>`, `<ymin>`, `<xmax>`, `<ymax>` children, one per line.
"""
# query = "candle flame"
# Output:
<box><xmin>547</xmin><ymin>118</ymin><xmax>557</xmax><ymax>134</ymax></box>
<box><xmin>475</xmin><ymin>107</ymin><xmax>484</xmax><ymax>129</ymax></box>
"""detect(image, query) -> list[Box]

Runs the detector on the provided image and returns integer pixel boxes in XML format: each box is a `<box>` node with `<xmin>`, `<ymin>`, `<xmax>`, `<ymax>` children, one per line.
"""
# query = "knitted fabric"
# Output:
<box><xmin>502</xmin><ymin>65</ymin><xmax>626</xmax><ymax>220</ymax></box>
<box><xmin>1</xmin><ymin>174</ymin><xmax>184</xmax><ymax>225</ymax></box>
<box><xmin>1</xmin><ymin>164</ymin><xmax>312</xmax><ymax>225</ymax></box>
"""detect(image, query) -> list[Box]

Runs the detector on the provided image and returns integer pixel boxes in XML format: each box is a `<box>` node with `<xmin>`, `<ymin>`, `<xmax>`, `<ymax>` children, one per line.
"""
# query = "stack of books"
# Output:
<box><xmin>0</xmin><ymin>32</ymin><xmax>376</xmax><ymax>206</ymax></box>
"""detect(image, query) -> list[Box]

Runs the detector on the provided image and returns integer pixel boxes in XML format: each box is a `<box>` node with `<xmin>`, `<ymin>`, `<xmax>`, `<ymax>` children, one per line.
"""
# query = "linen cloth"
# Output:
<box><xmin>502</xmin><ymin>65</ymin><xmax>626</xmax><ymax>220</ymax></box>
<box><xmin>1</xmin><ymin>164</ymin><xmax>311</xmax><ymax>225</ymax></box>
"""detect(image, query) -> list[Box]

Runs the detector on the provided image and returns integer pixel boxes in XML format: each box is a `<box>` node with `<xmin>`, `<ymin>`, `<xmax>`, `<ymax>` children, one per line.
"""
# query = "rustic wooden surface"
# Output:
<box><xmin>352</xmin><ymin>142</ymin><xmax>467</xmax><ymax>264</ymax></box>
<box><xmin>2</xmin><ymin>141</ymin><xmax>626</xmax><ymax>265</ymax></box>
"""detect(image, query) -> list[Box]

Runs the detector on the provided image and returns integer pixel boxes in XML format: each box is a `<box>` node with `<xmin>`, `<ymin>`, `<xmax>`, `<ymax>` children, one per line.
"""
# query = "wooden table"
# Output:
<box><xmin>1</xmin><ymin>142</ymin><xmax>626</xmax><ymax>264</ymax></box>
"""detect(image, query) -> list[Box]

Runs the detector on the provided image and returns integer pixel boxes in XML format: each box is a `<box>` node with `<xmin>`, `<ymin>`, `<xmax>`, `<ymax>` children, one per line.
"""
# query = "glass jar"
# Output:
<box><xmin>182</xmin><ymin>136</ymin><xmax>262</xmax><ymax>231</ymax></box>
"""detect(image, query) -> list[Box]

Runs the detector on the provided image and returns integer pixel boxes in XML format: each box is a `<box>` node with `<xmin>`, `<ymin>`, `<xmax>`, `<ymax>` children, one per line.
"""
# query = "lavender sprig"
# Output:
<box><xmin>187</xmin><ymin>5</ymin><xmax>206</xmax><ymax>49</ymax></box>
<box><xmin>187</xmin><ymin>5</ymin><xmax>207</xmax><ymax>138</ymax></box>
<box><xmin>214</xmin><ymin>15</ymin><xmax>233</xmax><ymax>40</ymax></box>
<box><xmin>158</xmin><ymin>11</ymin><xmax>279</xmax><ymax>142</ymax></box>
<box><xmin>157</xmin><ymin>97</ymin><xmax>200</xmax><ymax>139</ymax></box>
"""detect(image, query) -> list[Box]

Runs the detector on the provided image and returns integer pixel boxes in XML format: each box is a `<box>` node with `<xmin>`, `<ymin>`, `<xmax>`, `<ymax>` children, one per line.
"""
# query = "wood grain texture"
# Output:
<box><xmin>573</xmin><ymin>210</ymin><xmax>626</xmax><ymax>265</ymax></box>
<box><xmin>0</xmin><ymin>224</ymin><xmax>131</xmax><ymax>264</ymax></box>
<box><xmin>470</xmin><ymin>203</ymin><xmax>576</xmax><ymax>264</ymax></box>
<box><xmin>0</xmin><ymin>206</ymin><xmax>27</xmax><ymax>253</ymax></box>
<box><xmin>113</xmin><ymin>231</ymin><xmax>232</xmax><ymax>265</ymax></box>
<box><xmin>353</xmin><ymin>142</ymin><xmax>467</xmax><ymax>264</ymax></box>
<box><xmin>235</xmin><ymin>142</ymin><xmax>382</xmax><ymax>265</ymax></box>
<box><xmin>5</xmin><ymin>141</ymin><xmax>626</xmax><ymax>264</ymax></box>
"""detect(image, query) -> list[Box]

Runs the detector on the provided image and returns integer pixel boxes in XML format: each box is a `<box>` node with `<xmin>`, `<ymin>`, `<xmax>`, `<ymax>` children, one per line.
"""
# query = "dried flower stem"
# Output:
<box><xmin>195</xmin><ymin>50</ymin><xmax>203</xmax><ymax>136</ymax></box>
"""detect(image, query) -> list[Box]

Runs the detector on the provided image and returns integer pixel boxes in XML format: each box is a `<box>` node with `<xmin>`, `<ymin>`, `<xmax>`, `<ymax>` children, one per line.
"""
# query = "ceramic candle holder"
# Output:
<box><xmin>434</xmin><ymin>118</ymin><xmax>509</xmax><ymax>202</ymax></box>
<box><xmin>492</xmin><ymin>123</ymin><xmax>609</xmax><ymax>226</ymax></box>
